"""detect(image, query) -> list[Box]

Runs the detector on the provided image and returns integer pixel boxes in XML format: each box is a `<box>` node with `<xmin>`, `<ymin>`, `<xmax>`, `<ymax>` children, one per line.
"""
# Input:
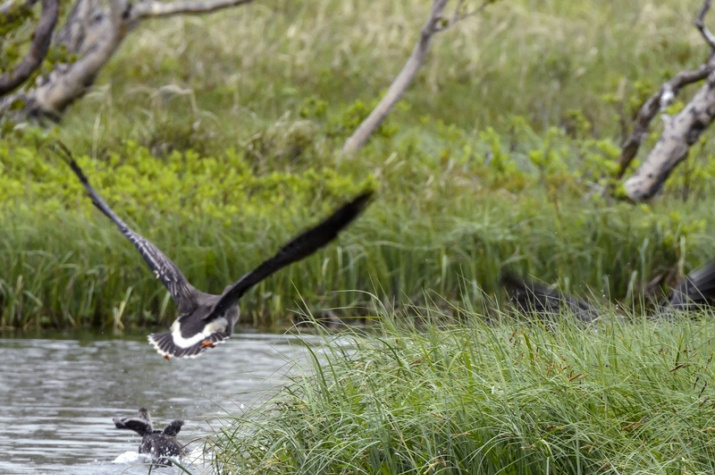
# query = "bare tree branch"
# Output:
<box><xmin>1</xmin><ymin>0</ymin><xmax>256</xmax><ymax>121</ymax></box>
<box><xmin>0</xmin><ymin>0</ymin><xmax>58</xmax><ymax>97</ymax></box>
<box><xmin>615</xmin><ymin>63</ymin><xmax>713</xmax><ymax>178</ymax></box>
<box><xmin>342</xmin><ymin>0</ymin><xmax>449</xmax><ymax>154</ymax></box>
<box><xmin>623</xmin><ymin>70</ymin><xmax>715</xmax><ymax>201</ymax></box>
<box><xmin>131</xmin><ymin>0</ymin><xmax>254</xmax><ymax>20</ymax></box>
<box><xmin>343</xmin><ymin>0</ymin><xmax>492</xmax><ymax>155</ymax></box>
<box><xmin>617</xmin><ymin>0</ymin><xmax>715</xmax><ymax>200</ymax></box>
<box><xmin>695</xmin><ymin>0</ymin><xmax>715</xmax><ymax>50</ymax></box>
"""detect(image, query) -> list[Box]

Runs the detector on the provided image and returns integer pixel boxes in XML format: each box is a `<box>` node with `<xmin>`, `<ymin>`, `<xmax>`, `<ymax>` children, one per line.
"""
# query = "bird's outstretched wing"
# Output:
<box><xmin>55</xmin><ymin>143</ymin><xmax>198</xmax><ymax>313</ymax></box>
<box><xmin>669</xmin><ymin>259</ymin><xmax>715</xmax><ymax>310</ymax></box>
<box><xmin>500</xmin><ymin>271</ymin><xmax>601</xmax><ymax>322</ymax></box>
<box><xmin>113</xmin><ymin>408</ymin><xmax>153</xmax><ymax>436</ymax></box>
<box><xmin>162</xmin><ymin>420</ymin><xmax>184</xmax><ymax>437</ymax></box>
<box><xmin>205</xmin><ymin>191</ymin><xmax>374</xmax><ymax>323</ymax></box>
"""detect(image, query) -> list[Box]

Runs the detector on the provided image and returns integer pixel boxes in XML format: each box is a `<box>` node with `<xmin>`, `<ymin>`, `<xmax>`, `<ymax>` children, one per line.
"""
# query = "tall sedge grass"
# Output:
<box><xmin>2</xmin><ymin>188</ymin><xmax>714</xmax><ymax>331</ymax></box>
<box><xmin>210</xmin><ymin>308</ymin><xmax>715</xmax><ymax>474</ymax></box>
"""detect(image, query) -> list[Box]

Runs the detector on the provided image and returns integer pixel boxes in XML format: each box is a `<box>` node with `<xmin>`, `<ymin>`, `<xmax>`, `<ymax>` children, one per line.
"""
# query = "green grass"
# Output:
<box><xmin>210</xmin><ymin>309</ymin><xmax>715</xmax><ymax>474</ymax></box>
<box><xmin>4</xmin><ymin>0</ymin><xmax>715</xmax><ymax>329</ymax></box>
<box><xmin>53</xmin><ymin>0</ymin><xmax>709</xmax><ymax>150</ymax></box>
<box><xmin>6</xmin><ymin>2</ymin><xmax>715</xmax><ymax>472</ymax></box>
<box><xmin>4</xmin><ymin>181</ymin><xmax>715</xmax><ymax>329</ymax></box>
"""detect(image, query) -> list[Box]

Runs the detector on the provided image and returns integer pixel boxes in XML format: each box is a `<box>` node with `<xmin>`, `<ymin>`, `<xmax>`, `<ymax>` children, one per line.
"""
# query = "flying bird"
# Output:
<box><xmin>113</xmin><ymin>408</ymin><xmax>185</xmax><ymax>466</ymax></box>
<box><xmin>57</xmin><ymin>144</ymin><xmax>373</xmax><ymax>358</ymax></box>
<box><xmin>500</xmin><ymin>260</ymin><xmax>715</xmax><ymax>320</ymax></box>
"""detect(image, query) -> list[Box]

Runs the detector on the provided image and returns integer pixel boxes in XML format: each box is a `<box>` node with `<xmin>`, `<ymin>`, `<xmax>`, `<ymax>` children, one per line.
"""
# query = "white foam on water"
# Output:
<box><xmin>111</xmin><ymin>450</ymin><xmax>150</xmax><ymax>464</ymax></box>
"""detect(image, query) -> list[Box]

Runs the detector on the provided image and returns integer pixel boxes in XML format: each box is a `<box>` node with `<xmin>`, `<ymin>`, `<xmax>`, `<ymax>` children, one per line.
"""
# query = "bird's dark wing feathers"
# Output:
<box><xmin>56</xmin><ymin>143</ymin><xmax>197</xmax><ymax>313</ymax></box>
<box><xmin>205</xmin><ymin>191</ymin><xmax>373</xmax><ymax>322</ymax></box>
<box><xmin>162</xmin><ymin>420</ymin><xmax>184</xmax><ymax>436</ymax></box>
<box><xmin>114</xmin><ymin>417</ymin><xmax>153</xmax><ymax>436</ymax></box>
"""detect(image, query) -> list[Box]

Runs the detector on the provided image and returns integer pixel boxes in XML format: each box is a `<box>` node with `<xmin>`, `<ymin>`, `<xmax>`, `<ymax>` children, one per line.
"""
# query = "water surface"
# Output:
<box><xmin>0</xmin><ymin>328</ymin><xmax>318</xmax><ymax>474</ymax></box>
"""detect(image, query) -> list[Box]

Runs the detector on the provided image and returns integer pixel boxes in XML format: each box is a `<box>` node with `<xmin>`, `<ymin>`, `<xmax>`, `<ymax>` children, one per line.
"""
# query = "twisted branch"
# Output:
<box><xmin>616</xmin><ymin>0</ymin><xmax>715</xmax><ymax>179</ymax></box>
<box><xmin>615</xmin><ymin>64</ymin><xmax>713</xmax><ymax>178</ymax></box>
<box><xmin>619</xmin><ymin>0</ymin><xmax>715</xmax><ymax>200</ymax></box>
<box><xmin>0</xmin><ymin>0</ymin><xmax>58</xmax><ymax>96</ymax></box>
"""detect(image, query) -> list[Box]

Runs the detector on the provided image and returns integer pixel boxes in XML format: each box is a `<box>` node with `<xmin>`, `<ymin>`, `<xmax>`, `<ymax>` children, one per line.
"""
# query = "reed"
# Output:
<box><xmin>210</xmin><ymin>308</ymin><xmax>715</xmax><ymax>474</ymax></box>
<box><xmin>2</xmin><ymin>188</ymin><xmax>714</xmax><ymax>329</ymax></box>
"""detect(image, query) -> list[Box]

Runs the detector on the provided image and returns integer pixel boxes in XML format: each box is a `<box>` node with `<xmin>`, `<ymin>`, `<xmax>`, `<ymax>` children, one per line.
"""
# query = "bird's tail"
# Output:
<box><xmin>148</xmin><ymin>330</ymin><xmax>228</xmax><ymax>359</ymax></box>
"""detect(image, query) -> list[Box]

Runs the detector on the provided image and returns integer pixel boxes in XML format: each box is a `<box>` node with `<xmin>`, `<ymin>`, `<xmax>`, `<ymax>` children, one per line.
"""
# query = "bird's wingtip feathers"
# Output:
<box><xmin>351</xmin><ymin>189</ymin><xmax>375</xmax><ymax>210</ymax></box>
<box><xmin>113</xmin><ymin>416</ymin><xmax>152</xmax><ymax>435</ymax></box>
<box><xmin>332</xmin><ymin>189</ymin><xmax>375</xmax><ymax>226</ymax></box>
<box><xmin>51</xmin><ymin>141</ymin><xmax>90</xmax><ymax>184</ymax></box>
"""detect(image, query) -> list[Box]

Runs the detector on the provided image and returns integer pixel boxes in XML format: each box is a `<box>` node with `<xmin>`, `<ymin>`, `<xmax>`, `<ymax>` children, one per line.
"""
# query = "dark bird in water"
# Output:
<box><xmin>56</xmin><ymin>144</ymin><xmax>373</xmax><ymax>358</ymax></box>
<box><xmin>500</xmin><ymin>260</ymin><xmax>715</xmax><ymax>320</ymax></box>
<box><xmin>113</xmin><ymin>408</ymin><xmax>185</xmax><ymax>466</ymax></box>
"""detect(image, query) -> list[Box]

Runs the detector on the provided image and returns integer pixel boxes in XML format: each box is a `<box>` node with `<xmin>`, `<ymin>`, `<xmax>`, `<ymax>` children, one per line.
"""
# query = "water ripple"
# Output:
<box><xmin>0</xmin><ymin>329</ymin><xmax>317</xmax><ymax>474</ymax></box>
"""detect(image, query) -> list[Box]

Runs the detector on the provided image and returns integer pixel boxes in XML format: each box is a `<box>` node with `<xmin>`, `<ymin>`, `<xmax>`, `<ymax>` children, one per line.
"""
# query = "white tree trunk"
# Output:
<box><xmin>624</xmin><ymin>71</ymin><xmax>715</xmax><ymax>201</ymax></box>
<box><xmin>619</xmin><ymin>0</ymin><xmax>715</xmax><ymax>201</ymax></box>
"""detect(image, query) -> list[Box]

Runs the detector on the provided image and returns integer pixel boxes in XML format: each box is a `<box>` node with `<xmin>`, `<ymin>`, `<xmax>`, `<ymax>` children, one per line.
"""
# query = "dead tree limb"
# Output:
<box><xmin>619</xmin><ymin>0</ymin><xmax>715</xmax><ymax>200</ymax></box>
<box><xmin>615</xmin><ymin>64</ymin><xmax>713</xmax><ymax>179</ymax></box>
<box><xmin>0</xmin><ymin>0</ymin><xmax>56</xmax><ymax>96</ymax></box>
<box><xmin>624</xmin><ymin>70</ymin><xmax>715</xmax><ymax>201</ymax></box>
<box><xmin>131</xmin><ymin>0</ymin><xmax>253</xmax><ymax>19</ymax></box>
<box><xmin>1</xmin><ymin>0</ymin><xmax>255</xmax><ymax>122</ymax></box>
<box><xmin>342</xmin><ymin>0</ymin><xmax>493</xmax><ymax>155</ymax></box>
